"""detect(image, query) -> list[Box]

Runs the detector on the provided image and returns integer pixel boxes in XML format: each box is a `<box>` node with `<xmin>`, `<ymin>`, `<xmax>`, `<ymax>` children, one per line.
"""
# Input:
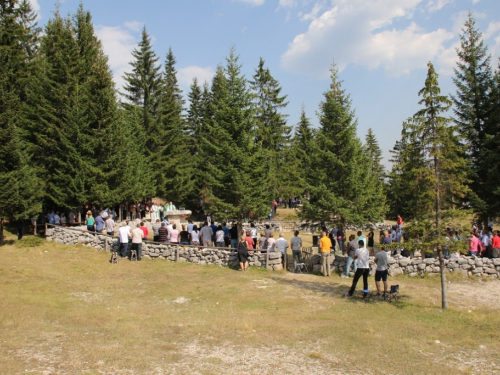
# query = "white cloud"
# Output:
<box><xmin>484</xmin><ymin>20</ymin><xmax>500</xmax><ymax>39</ymax></box>
<box><xmin>298</xmin><ymin>2</ymin><xmax>324</xmax><ymax>21</ymax></box>
<box><xmin>178</xmin><ymin>66</ymin><xmax>216</xmax><ymax>87</ymax></box>
<box><xmin>427</xmin><ymin>0</ymin><xmax>452</xmax><ymax>13</ymax></box>
<box><xmin>471</xmin><ymin>0</ymin><xmax>480</xmax><ymax>3</ymax></box>
<box><xmin>281</xmin><ymin>0</ymin><xmax>455</xmax><ymax>78</ymax></box>
<box><xmin>96</xmin><ymin>24</ymin><xmax>140</xmax><ymax>91</ymax></box>
<box><xmin>124</xmin><ymin>21</ymin><xmax>143</xmax><ymax>32</ymax></box>
<box><xmin>233</xmin><ymin>0</ymin><xmax>266</xmax><ymax>5</ymax></box>
<box><xmin>28</xmin><ymin>0</ymin><xmax>41</xmax><ymax>20</ymax></box>
<box><xmin>279</xmin><ymin>0</ymin><xmax>298</xmax><ymax>7</ymax></box>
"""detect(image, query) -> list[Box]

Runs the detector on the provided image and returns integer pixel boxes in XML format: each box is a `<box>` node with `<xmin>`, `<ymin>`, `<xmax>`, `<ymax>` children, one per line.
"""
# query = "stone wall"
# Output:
<box><xmin>45</xmin><ymin>225</ymin><xmax>284</xmax><ymax>270</ymax></box>
<box><xmin>310</xmin><ymin>253</ymin><xmax>500</xmax><ymax>278</ymax></box>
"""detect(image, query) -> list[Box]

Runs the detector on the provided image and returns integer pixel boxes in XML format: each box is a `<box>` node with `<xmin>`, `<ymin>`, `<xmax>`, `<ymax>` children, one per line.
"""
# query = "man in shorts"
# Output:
<box><xmin>374</xmin><ymin>246</ymin><xmax>388</xmax><ymax>297</ymax></box>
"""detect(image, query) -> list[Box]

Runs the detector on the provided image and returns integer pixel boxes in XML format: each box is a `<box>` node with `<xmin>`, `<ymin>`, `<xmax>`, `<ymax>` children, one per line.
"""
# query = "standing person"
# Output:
<box><xmin>381</xmin><ymin>230</ymin><xmax>392</xmax><ymax>254</ymax></box>
<box><xmin>344</xmin><ymin>240</ymin><xmax>370</xmax><ymax>298</ymax></box>
<box><xmin>158</xmin><ymin>223</ymin><xmax>169</xmax><ymax>244</ymax></box>
<box><xmin>210</xmin><ymin>221</ymin><xmax>218</xmax><ymax>246</ymax></box>
<box><xmin>53</xmin><ymin>212</ymin><xmax>61</xmax><ymax>225</ymax></box>
<box><xmin>264</xmin><ymin>224</ymin><xmax>272</xmax><ymax>239</ymax></box>
<box><xmin>68</xmin><ymin>211</ymin><xmax>76</xmax><ymax>225</ymax></box>
<box><xmin>258</xmin><ymin>231</ymin><xmax>268</xmax><ymax>250</ymax></box>
<box><xmin>105</xmin><ymin>215</ymin><xmax>115</xmax><ymax>237</ymax></box>
<box><xmin>469</xmin><ymin>232</ymin><xmax>482</xmax><ymax>256</ymax></box>
<box><xmin>367</xmin><ymin>230</ymin><xmax>375</xmax><ymax>255</ymax></box>
<box><xmin>337</xmin><ymin>228</ymin><xmax>345</xmax><ymax>255</ymax></box>
<box><xmin>356</xmin><ymin>231</ymin><xmax>366</xmax><ymax>246</ymax></box>
<box><xmin>215</xmin><ymin>225</ymin><xmax>225</xmax><ymax>247</ymax></box>
<box><xmin>318</xmin><ymin>231</ymin><xmax>332</xmax><ymax>277</ymax></box>
<box><xmin>85</xmin><ymin>211</ymin><xmax>95</xmax><ymax>233</ymax></box>
<box><xmin>139</xmin><ymin>222</ymin><xmax>149</xmax><ymax>240</ymax></box>
<box><xmin>150</xmin><ymin>202</ymin><xmax>158</xmax><ymax>223</ymax></box>
<box><xmin>237</xmin><ymin>235</ymin><xmax>249</xmax><ymax>271</ymax></box>
<box><xmin>329</xmin><ymin>227</ymin><xmax>337</xmax><ymax>253</ymax></box>
<box><xmin>245</xmin><ymin>230</ymin><xmax>255</xmax><ymax>250</ymax></box>
<box><xmin>374</xmin><ymin>246</ymin><xmax>389</xmax><ymax>297</ymax></box>
<box><xmin>291</xmin><ymin>231</ymin><xmax>302</xmax><ymax>268</ymax></box>
<box><xmin>397</xmin><ymin>214</ymin><xmax>403</xmax><ymax>229</ymax></box>
<box><xmin>190</xmin><ymin>225</ymin><xmax>200</xmax><ymax>246</ymax></box>
<box><xmin>343</xmin><ymin>234</ymin><xmax>358</xmax><ymax>278</ymax></box>
<box><xmin>266</xmin><ymin>232</ymin><xmax>276</xmax><ymax>252</ymax></box>
<box><xmin>222</xmin><ymin>222</ymin><xmax>230</xmax><ymax>247</ymax></box>
<box><xmin>200</xmin><ymin>222</ymin><xmax>213</xmax><ymax>247</ymax></box>
<box><xmin>169</xmin><ymin>224</ymin><xmax>180</xmax><ymax>244</ymax></box>
<box><xmin>480</xmin><ymin>230</ymin><xmax>491</xmax><ymax>258</ymax></box>
<box><xmin>275</xmin><ymin>233</ymin><xmax>289</xmax><ymax>267</ymax></box>
<box><xmin>250</xmin><ymin>223</ymin><xmax>258</xmax><ymax>248</ymax></box>
<box><xmin>230</xmin><ymin>223</ymin><xmax>239</xmax><ymax>249</ymax></box>
<box><xmin>187</xmin><ymin>220</ymin><xmax>194</xmax><ymax>234</ymax></box>
<box><xmin>152</xmin><ymin>219</ymin><xmax>161</xmax><ymax>242</ymax></box>
<box><xmin>60</xmin><ymin>213</ymin><xmax>67</xmax><ymax>226</ymax></box>
<box><xmin>95</xmin><ymin>213</ymin><xmax>104</xmax><ymax>234</ymax></box>
<box><xmin>180</xmin><ymin>225</ymin><xmax>190</xmax><ymax>245</ymax></box>
<box><xmin>118</xmin><ymin>221</ymin><xmax>131</xmax><ymax>259</ymax></box>
<box><xmin>131</xmin><ymin>225</ymin><xmax>144</xmax><ymax>260</ymax></box>
<box><xmin>491</xmin><ymin>230</ymin><xmax>500</xmax><ymax>259</ymax></box>
<box><xmin>129</xmin><ymin>203</ymin><xmax>136</xmax><ymax>220</ymax></box>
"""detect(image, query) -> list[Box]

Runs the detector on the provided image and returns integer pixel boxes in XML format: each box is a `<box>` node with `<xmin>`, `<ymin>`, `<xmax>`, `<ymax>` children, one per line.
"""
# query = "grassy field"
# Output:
<box><xmin>1</xmin><ymin>233</ymin><xmax>500</xmax><ymax>374</ymax></box>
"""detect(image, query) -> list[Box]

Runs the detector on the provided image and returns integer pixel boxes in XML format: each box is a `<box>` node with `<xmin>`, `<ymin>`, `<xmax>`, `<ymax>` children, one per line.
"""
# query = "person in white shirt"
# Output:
<box><xmin>481</xmin><ymin>230</ymin><xmax>491</xmax><ymax>257</ymax></box>
<box><xmin>275</xmin><ymin>233</ymin><xmax>289</xmax><ymax>267</ymax></box>
<box><xmin>60</xmin><ymin>213</ymin><xmax>67</xmax><ymax>226</ymax></box>
<box><xmin>266</xmin><ymin>233</ymin><xmax>276</xmax><ymax>252</ymax></box>
<box><xmin>105</xmin><ymin>215</ymin><xmax>115</xmax><ymax>236</ymax></box>
<box><xmin>131</xmin><ymin>226</ymin><xmax>144</xmax><ymax>260</ymax></box>
<box><xmin>53</xmin><ymin>212</ymin><xmax>61</xmax><ymax>225</ymax></box>
<box><xmin>151</xmin><ymin>203</ymin><xmax>158</xmax><ymax>223</ymax></box>
<box><xmin>118</xmin><ymin>221</ymin><xmax>131</xmax><ymax>258</ymax></box>
<box><xmin>344</xmin><ymin>240</ymin><xmax>370</xmax><ymax>298</ymax></box>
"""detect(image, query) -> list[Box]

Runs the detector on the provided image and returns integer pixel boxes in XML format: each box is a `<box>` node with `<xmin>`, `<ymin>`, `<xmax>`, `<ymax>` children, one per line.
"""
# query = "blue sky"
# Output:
<box><xmin>32</xmin><ymin>0</ymin><xmax>500</xmax><ymax>167</ymax></box>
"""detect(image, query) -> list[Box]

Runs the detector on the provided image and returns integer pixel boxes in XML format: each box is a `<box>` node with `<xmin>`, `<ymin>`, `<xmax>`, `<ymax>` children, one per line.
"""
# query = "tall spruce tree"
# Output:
<box><xmin>301</xmin><ymin>64</ymin><xmax>384</xmax><ymax>225</ymax></box>
<box><xmin>415</xmin><ymin>62</ymin><xmax>469</xmax><ymax>309</ymax></box>
<box><xmin>452</xmin><ymin>12</ymin><xmax>494</xmax><ymax>223</ymax></box>
<box><xmin>28</xmin><ymin>10</ymin><xmax>87</xmax><ymax>210</ymax></box>
<box><xmin>293</xmin><ymin>106</ymin><xmax>316</xmax><ymax>196</ymax></box>
<box><xmin>0</xmin><ymin>0</ymin><xmax>42</xmax><ymax>243</ymax></box>
<box><xmin>155</xmin><ymin>47</ymin><xmax>193</xmax><ymax>203</ymax></box>
<box><xmin>200</xmin><ymin>50</ymin><xmax>270</xmax><ymax>219</ymax></box>
<box><xmin>122</xmin><ymin>27</ymin><xmax>160</xmax><ymax>197</ymax></box>
<box><xmin>250</xmin><ymin>58</ymin><xmax>296</xmax><ymax>200</ymax></box>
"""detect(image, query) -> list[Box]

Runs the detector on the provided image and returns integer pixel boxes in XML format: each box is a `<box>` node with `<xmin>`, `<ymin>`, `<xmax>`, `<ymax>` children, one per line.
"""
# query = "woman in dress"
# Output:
<box><xmin>238</xmin><ymin>234</ymin><xmax>249</xmax><ymax>271</ymax></box>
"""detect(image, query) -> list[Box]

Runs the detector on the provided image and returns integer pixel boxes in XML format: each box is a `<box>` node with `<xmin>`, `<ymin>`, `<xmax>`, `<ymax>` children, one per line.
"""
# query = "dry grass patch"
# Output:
<box><xmin>1</xmin><ymin>238</ymin><xmax>500</xmax><ymax>374</ymax></box>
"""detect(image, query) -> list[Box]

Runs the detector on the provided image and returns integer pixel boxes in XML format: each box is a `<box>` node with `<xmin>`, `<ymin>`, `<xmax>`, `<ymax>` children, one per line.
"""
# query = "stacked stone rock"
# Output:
<box><xmin>309</xmin><ymin>253</ymin><xmax>500</xmax><ymax>278</ymax></box>
<box><xmin>45</xmin><ymin>226</ymin><xmax>284</xmax><ymax>270</ymax></box>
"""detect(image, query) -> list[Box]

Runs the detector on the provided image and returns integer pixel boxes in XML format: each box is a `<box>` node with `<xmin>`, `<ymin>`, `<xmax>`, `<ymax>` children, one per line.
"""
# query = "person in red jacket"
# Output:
<box><xmin>492</xmin><ymin>230</ymin><xmax>500</xmax><ymax>259</ymax></box>
<box><xmin>397</xmin><ymin>215</ymin><xmax>403</xmax><ymax>229</ymax></box>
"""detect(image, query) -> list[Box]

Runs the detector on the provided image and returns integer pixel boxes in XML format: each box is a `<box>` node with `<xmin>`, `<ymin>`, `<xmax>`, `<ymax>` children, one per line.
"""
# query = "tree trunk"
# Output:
<box><xmin>438</xmin><ymin>248</ymin><xmax>448</xmax><ymax>309</ymax></box>
<box><xmin>0</xmin><ymin>217</ymin><xmax>4</xmax><ymax>246</ymax></box>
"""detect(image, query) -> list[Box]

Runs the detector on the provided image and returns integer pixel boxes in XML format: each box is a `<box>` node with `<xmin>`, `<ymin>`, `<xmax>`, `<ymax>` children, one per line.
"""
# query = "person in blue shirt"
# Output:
<box><xmin>222</xmin><ymin>222</ymin><xmax>230</xmax><ymax>247</ymax></box>
<box><xmin>210</xmin><ymin>222</ymin><xmax>218</xmax><ymax>246</ymax></box>
<box><xmin>95</xmin><ymin>214</ymin><xmax>105</xmax><ymax>233</ymax></box>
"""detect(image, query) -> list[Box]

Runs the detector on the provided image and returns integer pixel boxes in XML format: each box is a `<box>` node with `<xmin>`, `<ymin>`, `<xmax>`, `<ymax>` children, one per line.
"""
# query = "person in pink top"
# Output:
<box><xmin>139</xmin><ymin>222</ymin><xmax>149</xmax><ymax>239</ymax></box>
<box><xmin>468</xmin><ymin>232</ymin><xmax>482</xmax><ymax>256</ymax></box>
<box><xmin>169</xmin><ymin>224</ymin><xmax>180</xmax><ymax>244</ymax></box>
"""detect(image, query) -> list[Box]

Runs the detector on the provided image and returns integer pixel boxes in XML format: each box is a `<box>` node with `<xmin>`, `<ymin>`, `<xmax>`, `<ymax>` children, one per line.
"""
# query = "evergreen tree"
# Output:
<box><xmin>452</xmin><ymin>12</ymin><xmax>494</xmax><ymax>222</ymax></box>
<box><xmin>301</xmin><ymin>64</ymin><xmax>383</xmax><ymax>225</ymax></box>
<box><xmin>293</xmin><ymin>106</ymin><xmax>316</xmax><ymax>196</ymax></box>
<box><xmin>250</xmin><ymin>58</ymin><xmax>293</xmax><ymax>200</ymax></box>
<box><xmin>0</xmin><ymin>0</ymin><xmax>42</xmax><ymax>242</ymax></box>
<box><xmin>155</xmin><ymin>47</ymin><xmax>193</xmax><ymax>203</ymax></box>
<box><xmin>415</xmin><ymin>62</ymin><xmax>469</xmax><ymax>309</ymax></box>
<box><xmin>365</xmin><ymin>128</ymin><xmax>385</xmax><ymax>181</ymax></box>
<box><xmin>122</xmin><ymin>27</ymin><xmax>160</xmax><ymax>197</ymax></box>
<box><xmin>200</xmin><ymin>50</ymin><xmax>270</xmax><ymax>219</ymax></box>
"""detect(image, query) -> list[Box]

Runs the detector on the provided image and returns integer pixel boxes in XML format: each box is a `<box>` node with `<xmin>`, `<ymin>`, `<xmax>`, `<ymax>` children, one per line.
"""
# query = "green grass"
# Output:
<box><xmin>1</xmin><ymin>237</ymin><xmax>500</xmax><ymax>374</ymax></box>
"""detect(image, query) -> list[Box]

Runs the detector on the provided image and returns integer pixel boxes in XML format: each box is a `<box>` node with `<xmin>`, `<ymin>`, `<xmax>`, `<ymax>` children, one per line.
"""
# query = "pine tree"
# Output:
<box><xmin>122</xmin><ymin>27</ymin><xmax>160</xmax><ymax>197</ymax></box>
<box><xmin>0</xmin><ymin>0</ymin><xmax>43</xmax><ymax>243</ymax></box>
<box><xmin>365</xmin><ymin>128</ymin><xmax>385</xmax><ymax>181</ymax></box>
<box><xmin>292</xmin><ymin>106</ymin><xmax>316</xmax><ymax>196</ymax></box>
<box><xmin>415</xmin><ymin>62</ymin><xmax>469</xmax><ymax>309</ymax></box>
<box><xmin>155</xmin><ymin>47</ymin><xmax>193</xmax><ymax>203</ymax></box>
<box><xmin>200</xmin><ymin>50</ymin><xmax>270</xmax><ymax>219</ymax></box>
<box><xmin>452</xmin><ymin>12</ymin><xmax>494</xmax><ymax>223</ymax></box>
<box><xmin>301</xmin><ymin>65</ymin><xmax>383</xmax><ymax>225</ymax></box>
<box><xmin>250</xmin><ymin>58</ymin><xmax>293</xmax><ymax>200</ymax></box>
